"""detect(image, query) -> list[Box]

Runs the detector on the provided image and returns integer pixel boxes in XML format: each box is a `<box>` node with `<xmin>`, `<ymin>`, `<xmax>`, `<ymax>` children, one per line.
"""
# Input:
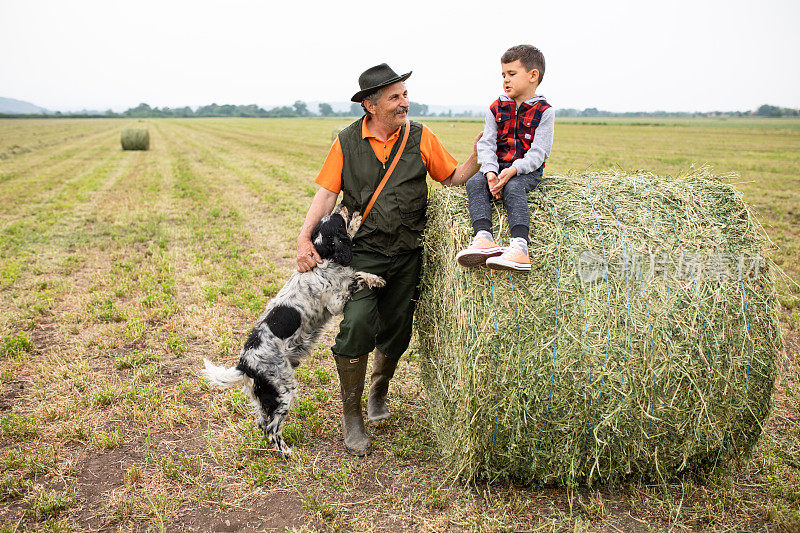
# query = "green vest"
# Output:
<box><xmin>339</xmin><ymin>117</ymin><xmax>428</xmax><ymax>256</ymax></box>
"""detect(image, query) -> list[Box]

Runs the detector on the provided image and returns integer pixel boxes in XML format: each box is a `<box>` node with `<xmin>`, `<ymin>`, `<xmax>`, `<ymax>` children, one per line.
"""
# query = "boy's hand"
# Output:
<box><xmin>486</xmin><ymin>171</ymin><xmax>498</xmax><ymax>191</ymax></box>
<box><xmin>490</xmin><ymin>167</ymin><xmax>517</xmax><ymax>198</ymax></box>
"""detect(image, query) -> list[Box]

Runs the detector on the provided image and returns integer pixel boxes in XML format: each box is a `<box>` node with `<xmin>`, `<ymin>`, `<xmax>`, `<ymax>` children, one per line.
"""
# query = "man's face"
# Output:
<box><xmin>501</xmin><ymin>60</ymin><xmax>538</xmax><ymax>100</ymax></box>
<box><xmin>367</xmin><ymin>81</ymin><xmax>409</xmax><ymax>130</ymax></box>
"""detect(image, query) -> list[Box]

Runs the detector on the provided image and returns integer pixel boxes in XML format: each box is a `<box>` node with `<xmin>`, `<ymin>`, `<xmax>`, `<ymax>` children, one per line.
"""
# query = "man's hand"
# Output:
<box><xmin>472</xmin><ymin>131</ymin><xmax>482</xmax><ymax>157</ymax></box>
<box><xmin>295</xmin><ymin>187</ymin><xmax>337</xmax><ymax>272</ymax></box>
<box><xmin>296</xmin><ymin>237</ymin><xmax>322</xmax><ymax>272</ymax></box>
<box><xmin>440</xmin><ymin>132</ymin><xmax>484</xmax><ymax>188</ymax></box>
<box><xmin>490</xmin><ymin>167</ymin><xmax>517</xmax><ymax>198</ymax></box>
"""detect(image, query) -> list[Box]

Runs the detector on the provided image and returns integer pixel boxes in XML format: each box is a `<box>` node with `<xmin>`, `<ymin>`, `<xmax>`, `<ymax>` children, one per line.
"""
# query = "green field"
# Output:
<box><xmin>0</xmin><ymin>117</ymin><xmax>798</xmax><ymax>531</ymax></box>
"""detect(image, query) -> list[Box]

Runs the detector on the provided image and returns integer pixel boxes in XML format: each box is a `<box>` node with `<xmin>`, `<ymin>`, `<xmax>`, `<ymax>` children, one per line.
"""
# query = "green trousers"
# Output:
<box><xmin>332</xmin><ymin>248</ymin><xmax>422</xmax><ymax>360</ymax></box>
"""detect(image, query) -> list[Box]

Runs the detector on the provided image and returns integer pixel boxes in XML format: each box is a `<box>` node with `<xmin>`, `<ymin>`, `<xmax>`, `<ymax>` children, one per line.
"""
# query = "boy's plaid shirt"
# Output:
<box><xmin>490</xmin><ymin>97</ymin><xmax>552</xmax><ymax>169</ymax></box>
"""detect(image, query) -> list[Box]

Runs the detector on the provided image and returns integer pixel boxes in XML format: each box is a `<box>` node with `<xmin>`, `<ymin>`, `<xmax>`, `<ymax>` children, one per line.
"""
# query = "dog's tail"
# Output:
<box><xmin>202</xmin><ymin>359</ymin><xmax>245</xmax><ymax>389</ymax></box>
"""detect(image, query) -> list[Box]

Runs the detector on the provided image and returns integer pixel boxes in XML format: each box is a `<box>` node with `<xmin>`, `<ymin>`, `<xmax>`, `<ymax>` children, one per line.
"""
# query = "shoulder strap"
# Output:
<box><xmin>361</xmin><ymin>120</ymin><xmax>410</xmax><ymax>223</ymax></box>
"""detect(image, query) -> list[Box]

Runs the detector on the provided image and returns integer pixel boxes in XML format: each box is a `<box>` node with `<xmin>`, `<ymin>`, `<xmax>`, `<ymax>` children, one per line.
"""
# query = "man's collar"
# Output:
<box><xmin>362</xmin><ymin>116</ymin><xmax>402</xmax><ymax>141</ymax></box>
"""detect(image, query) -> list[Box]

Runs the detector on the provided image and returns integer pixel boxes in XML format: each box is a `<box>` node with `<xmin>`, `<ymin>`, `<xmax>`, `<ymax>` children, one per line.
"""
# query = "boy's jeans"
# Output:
<box><xmin>465</xmin><ymin>168</ymin><xmax>543</xmax><ymax>240</ymax></box>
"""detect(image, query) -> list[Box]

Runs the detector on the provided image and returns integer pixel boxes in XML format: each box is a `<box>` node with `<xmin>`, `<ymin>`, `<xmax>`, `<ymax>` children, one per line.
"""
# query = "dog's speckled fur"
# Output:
<box><xmin>203</xmin><ymin>207</ymin><xmax>384</xmax><ymax>454</ymax></box>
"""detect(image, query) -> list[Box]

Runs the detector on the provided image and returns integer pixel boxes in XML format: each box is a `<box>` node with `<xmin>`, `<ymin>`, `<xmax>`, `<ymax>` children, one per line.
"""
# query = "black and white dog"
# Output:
<box><xmin>202</xmin><ymin>205</ymin><xmax>384</xmax><ymax>454</ymax></box>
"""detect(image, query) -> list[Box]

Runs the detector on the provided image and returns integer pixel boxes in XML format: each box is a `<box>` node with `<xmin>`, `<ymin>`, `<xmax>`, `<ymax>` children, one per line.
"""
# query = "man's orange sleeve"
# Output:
<box><xmin>314</xmin><ymin>138</ymin><xmax>343</xmax><ymax>194</ymax></box>
<box><xmin>420</xmin><ymin>125</ymin><xmax>458</xmax><ymax>182</ymax></box>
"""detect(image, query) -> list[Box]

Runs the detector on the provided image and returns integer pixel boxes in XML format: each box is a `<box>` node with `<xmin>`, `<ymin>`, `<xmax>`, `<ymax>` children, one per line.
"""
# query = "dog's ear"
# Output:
<box><xmin>310</xmin><ymin>218</ymin><xmax>334</xmax><ymax>260</ymax></box>
<box><xmin>332</xmin><ymin>241</ymin><xmax>352</xmax><ymax>266</ymax></box>
<box><xmin>310</xmin><ymin>219</ymin><xmax>322</xmax><ymax>248</ymax></box>
<box><xmin>312</xmin><ymin>214</ymin><xmax>354</xmax><ymax>264</ymax></box>
<box><xmin>331</xmin><ymin>219</ymin><xmax>353</xmax><ymax>266</ymax></box>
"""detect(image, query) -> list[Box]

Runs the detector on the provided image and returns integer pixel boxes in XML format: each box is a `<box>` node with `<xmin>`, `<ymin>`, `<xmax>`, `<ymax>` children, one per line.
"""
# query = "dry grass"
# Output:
<box><xmin>0</xmin><ymin>117</ymin><xmax>797</xmax><ymax>531</ymax></box>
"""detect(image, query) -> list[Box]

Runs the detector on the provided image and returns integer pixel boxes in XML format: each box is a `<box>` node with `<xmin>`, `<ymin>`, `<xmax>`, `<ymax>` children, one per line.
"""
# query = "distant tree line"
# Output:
<box><xmin>114</xmin><ymin>100</ymin><xmax>439</xmax><ymax>118</ymax></box>
<box><xmin>115</xmin><ymin>101</ymin><xmax>444</xmax><ymax>118</ymax></box>
<box><xmin>0</xmin><ymin>100</ymin><xmax>465</xmax><ymax>119</ymax></box>
<box><xmin>2</xmin><ymin>102</ymin><xmax>798</xmax><ymax>119</ymax></box>
<box><xmin>120</xmin><ymin>101</ymin><xmax>321</xmax><ymax>118</ymax></box>
<box><xmin>556</xmin><ymin>105</ymin><xmax>800</xmax><ymax>118</ymax></box>
<box><xmin>752</xmin><ymin>104</ymin><xmax>800</xmax><ymax>117</ymax></box>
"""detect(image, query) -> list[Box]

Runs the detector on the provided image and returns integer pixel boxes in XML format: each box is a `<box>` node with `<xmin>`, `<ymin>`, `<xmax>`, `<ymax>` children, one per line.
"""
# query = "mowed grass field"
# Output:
<box><xmin>0</xmin><ymin>117</ymin><xmax>798</xmax><ymax>532</ymax></box>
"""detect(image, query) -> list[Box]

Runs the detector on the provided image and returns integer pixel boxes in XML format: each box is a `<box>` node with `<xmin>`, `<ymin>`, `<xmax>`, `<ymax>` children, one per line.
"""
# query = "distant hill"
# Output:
<box><xmin>0</xmin><ymin>97</ymin><xmax>48</xmax><ymax>114</ymax></box>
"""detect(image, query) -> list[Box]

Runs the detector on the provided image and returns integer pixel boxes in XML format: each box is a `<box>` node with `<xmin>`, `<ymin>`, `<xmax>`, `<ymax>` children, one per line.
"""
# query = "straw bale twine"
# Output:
<box><xmin>121</xmin><ymin>128</ymin><xmax>149</xmax><ymax>150</ymax></box>
<box><xmin>416</xmin><ymin>169</ymin><xmax>781</xmax><ymax>485</ymax></box>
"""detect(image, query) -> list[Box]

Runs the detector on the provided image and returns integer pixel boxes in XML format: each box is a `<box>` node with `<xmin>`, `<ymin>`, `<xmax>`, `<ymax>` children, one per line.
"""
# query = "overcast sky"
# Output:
<box><xmin>2</xmin><ymin>0</ymin><xmax>799</xmax><ymax>113</ymax></box>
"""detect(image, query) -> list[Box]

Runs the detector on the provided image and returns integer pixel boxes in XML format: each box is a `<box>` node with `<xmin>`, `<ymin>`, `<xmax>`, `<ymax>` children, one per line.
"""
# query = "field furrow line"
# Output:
<box><xmin>0</xmin><ymin>119</ymin><xmax>120</xmax><ymax>163</ymax></box>
<box><xmin>170</xmin><ymin>119</ymin><xmax>328</xmax><ymax>174</ymax></box>
<box><xmin>162</xmin><ymin>121</ymin><xmax>313</xmax><ymax>253</ymax></box>
<box><xmin>153</xmin><ymin>121</ymin><xmax>285</xmax><ymax>322</ymax></box>
<box><xmin>164</xmin><ymin>120</ymin><xmax>318</xmax><ymax>219</ymax></box>
<box><xmin>0</xmin><ymin>126</ymin><xmax>125</xmax><ymax>203</ymax></box>
<box><xmin>0</xmin><ymin>152</ymin><xmax>137</xmax><ymax>334</ymax></box>
<box><xmin>0</xmin><ymin>148</ymin><xmax>124</xmax><ymax>241</ymax></box>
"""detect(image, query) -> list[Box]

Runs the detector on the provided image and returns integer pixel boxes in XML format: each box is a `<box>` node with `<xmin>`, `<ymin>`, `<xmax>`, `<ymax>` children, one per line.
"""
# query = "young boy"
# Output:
<box><xmin>455</xmin><ymin>44</ymin><xmax>555</xmax><ymax>271</ymax></box>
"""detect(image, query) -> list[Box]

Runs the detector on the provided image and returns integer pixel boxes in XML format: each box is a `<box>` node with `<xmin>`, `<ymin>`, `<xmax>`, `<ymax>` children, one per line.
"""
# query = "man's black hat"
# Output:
<box><xmin>351</xmin><ymin>63</ymin><xmax>412</xmax><ymax>103</ymax></box>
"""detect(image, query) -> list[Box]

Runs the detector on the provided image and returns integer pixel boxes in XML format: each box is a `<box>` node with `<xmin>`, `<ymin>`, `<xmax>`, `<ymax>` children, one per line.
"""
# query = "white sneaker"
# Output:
<box><xmin>455</xmin><ymin>233</ymin><xmax>503</xmax><ymax>267</ymax></box>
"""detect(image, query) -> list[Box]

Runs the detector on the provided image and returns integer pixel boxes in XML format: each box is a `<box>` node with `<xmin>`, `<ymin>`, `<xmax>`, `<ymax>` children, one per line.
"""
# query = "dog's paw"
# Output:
<box><xmin>347</xmin><ymin>211</ymin><xmax>362</xmax><ymax>237</ymax></box>
<box><xmin>356</xmin><ymin>272</ymin><xmax>385</xmax><ymax>289</ymax></box>
<box><xmin>270</xmin><ymin>436</ymin><xmax>293</xmax><ymax>457</ymax></box>
<box><xmin>270</xmin><ymin>446</ymin><xmax>293</xmax><ymax>458</ymax></box>
<box><xmin>262</xmin><ymin>425</ymin><xmax>293</xmax><ymax>457</ymax></box>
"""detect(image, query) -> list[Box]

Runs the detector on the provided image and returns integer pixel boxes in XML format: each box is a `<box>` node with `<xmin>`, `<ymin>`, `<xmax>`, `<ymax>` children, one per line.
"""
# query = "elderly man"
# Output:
<box><xmin>296</xmin><ymin>64</ymin><xmax>478</xmax><ymax>455</ymax></box>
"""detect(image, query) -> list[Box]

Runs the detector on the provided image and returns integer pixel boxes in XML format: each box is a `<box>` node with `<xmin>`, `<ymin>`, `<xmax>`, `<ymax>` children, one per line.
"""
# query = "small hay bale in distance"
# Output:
<box><xmin>120</xmin><ymin>128</ymin><xmax>150</xmax><ymax>150</ymax></box>
<box><xmin>417</xmin><ymin>169</ymin><xmax>781</xmax><ymax>485</ymax></box>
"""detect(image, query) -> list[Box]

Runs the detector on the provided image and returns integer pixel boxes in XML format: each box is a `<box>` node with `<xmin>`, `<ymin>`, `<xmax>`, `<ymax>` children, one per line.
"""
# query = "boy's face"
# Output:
<box><xmin>501</xmin><ymin>60</ymin><xmax>539</xmax><ymax>101</ymax></box>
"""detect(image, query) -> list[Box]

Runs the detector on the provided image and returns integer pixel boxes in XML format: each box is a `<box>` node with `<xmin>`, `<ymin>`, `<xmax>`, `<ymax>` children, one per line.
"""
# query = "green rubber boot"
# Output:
<box><xmin>367</xmin><ymin>350</ymin><xmax>399</xmax><ymax>423</ymax></box>
<box><xmin>335</xmin><ymin>355</ymin><xmax>371</xmax><ymax>456</ymax></box>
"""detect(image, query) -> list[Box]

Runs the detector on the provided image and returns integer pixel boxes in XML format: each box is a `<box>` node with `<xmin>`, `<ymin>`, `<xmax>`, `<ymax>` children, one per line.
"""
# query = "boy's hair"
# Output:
<box><xmin>501</xmin><ymin>45</ymin><xmax>545</xmax><ymax>84</ymax></box>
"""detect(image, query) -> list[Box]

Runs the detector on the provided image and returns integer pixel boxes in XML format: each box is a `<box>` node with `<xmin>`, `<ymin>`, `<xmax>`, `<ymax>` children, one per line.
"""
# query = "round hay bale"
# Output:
<box><xmin>417</xmin><ymin>169</ymin><xmax>781</xmax><ymax>485</ymax></box>
<box><xmin>121</xmin><ymin>128</ymin><xmax>149</xmax><ymax>150</ymax></box>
